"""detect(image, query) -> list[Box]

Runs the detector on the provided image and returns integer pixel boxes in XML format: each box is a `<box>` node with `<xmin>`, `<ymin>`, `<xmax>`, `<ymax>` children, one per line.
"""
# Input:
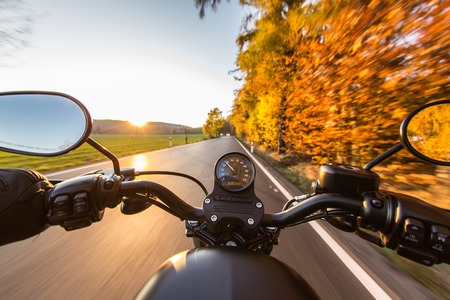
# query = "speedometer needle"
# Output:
<box><xmin>225</xmin><ymin>161</ymin><xmax>235</xmax><ymax>171</ymax></box>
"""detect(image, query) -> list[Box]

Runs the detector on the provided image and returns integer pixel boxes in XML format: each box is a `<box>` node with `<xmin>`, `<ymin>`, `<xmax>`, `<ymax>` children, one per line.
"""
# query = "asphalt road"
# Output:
<box><xmin>0</xmin><ymin>137</ymin><xmax>438</xmax><ymax>299</ymax></box>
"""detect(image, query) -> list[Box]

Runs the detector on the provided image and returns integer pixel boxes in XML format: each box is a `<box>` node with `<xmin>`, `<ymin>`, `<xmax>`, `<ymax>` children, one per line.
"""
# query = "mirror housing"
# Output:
<box><xmin>400</xmin><ymin>99</ymin><xmax>450</xmax><ymax>166</ymax></box>
<box><xmin>0</xmin><ymin>91</ymin><xmax>92</xmax><ymax>156</ymax></box>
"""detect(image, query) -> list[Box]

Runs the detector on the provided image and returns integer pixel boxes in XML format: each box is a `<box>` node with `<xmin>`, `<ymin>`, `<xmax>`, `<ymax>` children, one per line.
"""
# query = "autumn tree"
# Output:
<box><xmin>231</xmin><ymin>0</ymin><xmax>449</xmax><ymax>164</ymax></box>
<box><xmin>195</xmin><ymin>0</ymin><xmax>449</xmax><ymax>163</ymax></box>
<box><xmin>232</xmin><ymin>0</ymin><xmax>298</xmax><ymax>152</ymax></box>
<box><xmin>203</xmin><ymin>107</ymin><xmax>225</xmax><ymax>138</ymax></box>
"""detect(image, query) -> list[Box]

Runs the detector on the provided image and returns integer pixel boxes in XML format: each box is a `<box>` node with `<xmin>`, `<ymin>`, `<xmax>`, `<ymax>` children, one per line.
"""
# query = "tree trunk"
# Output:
<box><xmin>278</xmin><ymin>95</ymin><xmax>286</xmax><ymax>154</ymax></box>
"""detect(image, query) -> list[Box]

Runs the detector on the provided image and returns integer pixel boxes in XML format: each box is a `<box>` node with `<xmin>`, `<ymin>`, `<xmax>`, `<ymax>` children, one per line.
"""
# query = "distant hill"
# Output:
<box><xmin>92</xmin><ymin>119</ymin><xmax>203</xmax><ymax>135</ymax></box>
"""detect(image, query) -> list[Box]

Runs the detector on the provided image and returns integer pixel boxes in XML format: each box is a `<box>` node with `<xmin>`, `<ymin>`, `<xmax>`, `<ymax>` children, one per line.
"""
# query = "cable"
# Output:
<box><xmin>285</xmin><ymin>209</ymin><xmax>355</xmax><ymax>227</ymax></box>
<box><xmin>135</xmin><ymin>170</ymin><xmax>208</xmax><ymax>195</ymax></box>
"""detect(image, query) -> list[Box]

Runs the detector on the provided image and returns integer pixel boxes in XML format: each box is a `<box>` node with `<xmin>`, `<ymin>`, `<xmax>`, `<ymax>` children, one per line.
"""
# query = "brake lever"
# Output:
<box><xmin>355</xmin><ymin>229</ymin><xmax>384</xmax><ymax>247</ymax></box>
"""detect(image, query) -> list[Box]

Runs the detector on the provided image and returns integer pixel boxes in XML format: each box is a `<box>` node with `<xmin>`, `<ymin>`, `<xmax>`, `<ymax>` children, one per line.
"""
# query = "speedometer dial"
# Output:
<box><xmin>215</xmin><ymin>153</ymin><xmax>255</xmax><ymax>192</ymax></box>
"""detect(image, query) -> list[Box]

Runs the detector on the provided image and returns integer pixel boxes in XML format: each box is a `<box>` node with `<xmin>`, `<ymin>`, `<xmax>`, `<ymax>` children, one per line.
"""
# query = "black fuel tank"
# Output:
<box><xmin>135</xmin><ymin>247</ymin><xmax>318</xmax><ymax>300</ymax></box>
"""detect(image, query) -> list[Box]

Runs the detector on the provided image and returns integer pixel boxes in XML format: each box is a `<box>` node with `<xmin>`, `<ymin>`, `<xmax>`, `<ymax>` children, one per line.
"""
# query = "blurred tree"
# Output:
<box><xmin>195</xmin><ymin>0</ymin><xmax>227</xmax><ymax>18</ymax></box>
<box><xmin>0</xmin><ymin>0</ymin><xmax>34</xmax><ymax>66</ymax></box>
<box><xmin>202</xmin><ymin>107</ymin><xmax>225</xmax><ymax>138</ymax></box>
<box><xmin>194</xmin><ymin>0</ymin><xmax>248</xmax><ymax>18</ymax></box>
<box><xmin>232</xmin><ymin>0</ymin><xmax>299</xmax><ymax>152</ymax></box>
<box><xmin>230</xmin><ymin>0</ymin><xmax>449</xmax><ymax>164</ymax></box>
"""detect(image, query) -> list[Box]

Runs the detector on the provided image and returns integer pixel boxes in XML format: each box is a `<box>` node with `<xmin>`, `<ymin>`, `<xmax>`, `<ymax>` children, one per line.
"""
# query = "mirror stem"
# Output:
<box><xmin>87</xmin><ymin>137</ymin><xmax>121</xmax><ymax>175</ymax></box>
<box><xmin>364</xmin><ymin>143</ymin><xmax>404</xmax><ymax>170</ymax></box>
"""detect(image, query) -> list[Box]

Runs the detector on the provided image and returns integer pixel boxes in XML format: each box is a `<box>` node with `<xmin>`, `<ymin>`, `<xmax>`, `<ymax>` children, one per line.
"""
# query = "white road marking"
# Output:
<box><xmin>237</xmin><ymin>139</ymin><xmax>392</xmax><ymax>300</ymax></box>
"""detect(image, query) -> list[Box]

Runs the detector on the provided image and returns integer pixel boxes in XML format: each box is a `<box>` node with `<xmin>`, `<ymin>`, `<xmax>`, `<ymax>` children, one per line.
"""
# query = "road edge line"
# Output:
<box><xmin>236</xmin><ymin>138</ymin><xmax>392</xmax><ymax>300</ymax></box>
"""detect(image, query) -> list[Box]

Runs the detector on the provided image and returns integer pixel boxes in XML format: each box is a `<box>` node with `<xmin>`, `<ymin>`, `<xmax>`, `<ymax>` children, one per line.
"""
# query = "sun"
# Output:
<box><xmin>129</xmin><ymin>117</ymin><xmax>147</xmax><ymax>127</ymax></box>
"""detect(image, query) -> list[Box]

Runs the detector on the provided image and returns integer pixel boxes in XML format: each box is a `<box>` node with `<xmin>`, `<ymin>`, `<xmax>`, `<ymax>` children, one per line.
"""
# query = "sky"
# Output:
<box><xmin>0</xmin><ymin>0</ymin><xmax>247</xmax><ymax>127</ymax></box>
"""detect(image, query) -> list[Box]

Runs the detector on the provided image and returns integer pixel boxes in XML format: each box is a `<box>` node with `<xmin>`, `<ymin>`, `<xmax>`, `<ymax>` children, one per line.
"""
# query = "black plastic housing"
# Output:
<box><xmin>380</xmin><ymin>192</ymin><xmax>450</xmax><ymax>265</ymax></box>
<box><xmin>204</xmin><ymin>181</ymin><xmax>264</xmax><ymax>236</ymax></box>
<box><xmin>318</xmin><ymin>163</ymin><xmax>380</xmax><ymax>196</ymax></box>
<box><xmin>47</xmin><ymin>173</ymin><xmax>122</xmax><ymax>230</ymax></box>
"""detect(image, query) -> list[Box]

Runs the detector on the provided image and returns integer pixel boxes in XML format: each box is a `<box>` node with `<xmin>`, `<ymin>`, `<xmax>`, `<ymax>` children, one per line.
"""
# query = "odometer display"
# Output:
<box><xmin>215</xmin><ymin>153</ymin><xmax>255</xmax><ymax>192</ymax></box>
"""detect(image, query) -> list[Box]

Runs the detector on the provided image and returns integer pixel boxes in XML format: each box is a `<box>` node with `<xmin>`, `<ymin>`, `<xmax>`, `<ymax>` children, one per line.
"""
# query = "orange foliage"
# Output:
<box><xmin>232</xmin><ymin>0</ymin><xmax>449</xmax><ymax>165</ymax></box>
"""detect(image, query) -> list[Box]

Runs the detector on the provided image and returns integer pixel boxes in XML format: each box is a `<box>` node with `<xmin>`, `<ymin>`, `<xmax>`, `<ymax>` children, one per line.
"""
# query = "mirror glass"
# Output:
<box><xmin>0</xmin><ymin>92</ymin><xmax>91</xmax><ymax>156</ymax></box>
<box><xmin>404</xmin><ymin>102</ymin><xmax>450</xmax><ymax>164</ymax></box>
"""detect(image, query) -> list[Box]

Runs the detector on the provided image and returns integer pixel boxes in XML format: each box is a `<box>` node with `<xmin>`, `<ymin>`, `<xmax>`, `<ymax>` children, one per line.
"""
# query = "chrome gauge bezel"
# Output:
<box><xmin>214</xmin><ymin>152</ymin><xmax>256</xmax><ymax>192</ymax></box>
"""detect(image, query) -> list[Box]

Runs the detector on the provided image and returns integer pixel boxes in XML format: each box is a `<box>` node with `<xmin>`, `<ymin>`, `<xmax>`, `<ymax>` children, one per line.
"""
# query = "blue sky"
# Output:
<box><xmin>1</xmin><ymin>0</ymin><xmax>247</xmax><ymax>127</ymax></box>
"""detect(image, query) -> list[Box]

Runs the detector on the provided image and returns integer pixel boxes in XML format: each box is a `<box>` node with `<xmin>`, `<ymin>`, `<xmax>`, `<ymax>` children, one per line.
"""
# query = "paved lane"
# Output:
<box><xmin>0</xmin><ymin>137</ymin><xmax>436</xmax><ymax>299</ymax></box>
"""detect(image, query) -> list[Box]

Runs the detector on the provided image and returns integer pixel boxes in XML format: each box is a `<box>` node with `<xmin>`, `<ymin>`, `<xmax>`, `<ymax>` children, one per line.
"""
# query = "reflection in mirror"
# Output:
<box><xmin>0</xmin><ymin>92</ymin><xmax>91</xmax><ymax>156</ymax></box>
<box><xmin>406</xmin><ymin>103</ymin><xmax>450</xmax><ymax>163</ymax></box>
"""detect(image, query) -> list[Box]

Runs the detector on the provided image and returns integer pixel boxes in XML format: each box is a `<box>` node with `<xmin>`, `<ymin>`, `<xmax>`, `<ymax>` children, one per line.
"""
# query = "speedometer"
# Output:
<box><xmin>215</xmin><ymin>152</ymin><xmax>256</xmax><ymax>192</ymax></box>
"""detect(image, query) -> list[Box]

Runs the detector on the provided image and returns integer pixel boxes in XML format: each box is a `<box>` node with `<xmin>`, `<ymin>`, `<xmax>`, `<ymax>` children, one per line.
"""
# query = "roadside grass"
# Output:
<box><xmin>0</xmin><ymin>134</ymin><xmax>206</xmax><ymax>172</ymax></box>
<box><xmin>252</xmin><ymin>149</ymin><xmax>317</xmax><ymax>193</ymax></box>
<box><xmin>374</xmin><ymin>247</ymin><xmax>450</xmax><ymax>299</ymax></box>
<box><xmin>241</xmin><ymin>141</ymin><xmax>450</xmax><ymax>299</ymax></box>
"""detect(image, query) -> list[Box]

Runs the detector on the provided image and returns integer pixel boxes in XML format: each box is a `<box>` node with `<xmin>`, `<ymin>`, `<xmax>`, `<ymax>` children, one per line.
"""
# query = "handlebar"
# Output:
<box><xmin>121</xmin><ymin>180</ymin><xmax>364</xmax><ymax>228</ymax></box>
<box><xmin>262</xmin><ymin>194</ymin><xmax>361</xmax><ymax>227</ymax></box>
<box><xmin>45</xmin><ymin>172</ymin><xmax>450</xmax><ymax>266</ymax></box>
<box><xmin>46</xmin><ymin>173</ymin><xmax>363</xmax><ymax>228</ymax></box>
<box><xmin>120</xmin><ymin>180</ymin><xmax>204</xmax><ymax>220</ymax></box>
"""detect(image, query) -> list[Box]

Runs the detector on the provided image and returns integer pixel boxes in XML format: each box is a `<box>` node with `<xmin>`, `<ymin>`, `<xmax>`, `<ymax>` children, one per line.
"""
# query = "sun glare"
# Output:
<box><xmin>129</xmin><ymin>118</ymin><xmax>147</xmax><ymax>127</ymax></box>
<box><xmin>132</xmin><ymin>155</ymin><xmax>147</xmax><ymax>170</ymax></box>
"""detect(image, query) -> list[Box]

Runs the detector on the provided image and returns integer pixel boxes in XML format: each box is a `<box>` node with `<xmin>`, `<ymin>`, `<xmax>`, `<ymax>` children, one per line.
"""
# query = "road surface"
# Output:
<box><xmin>0</xmin><ymin>137</ymin><xmax>438</xmax><ymax>299</ymax></box>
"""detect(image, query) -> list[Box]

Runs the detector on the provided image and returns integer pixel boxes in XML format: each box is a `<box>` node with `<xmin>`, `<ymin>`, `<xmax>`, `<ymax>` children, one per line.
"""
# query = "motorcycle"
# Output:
<box><xmin>0</xmin><ymin>91</ymin><xmax>448</xmax><ymax>299</ymax></box>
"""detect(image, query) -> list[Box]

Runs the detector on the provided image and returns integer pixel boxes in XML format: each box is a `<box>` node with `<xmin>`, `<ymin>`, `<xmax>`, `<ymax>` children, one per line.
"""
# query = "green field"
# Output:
<box><xmin>0</xmin><ymin>134</ymin><xmax>206</xmax><ymax>172</ymax></box>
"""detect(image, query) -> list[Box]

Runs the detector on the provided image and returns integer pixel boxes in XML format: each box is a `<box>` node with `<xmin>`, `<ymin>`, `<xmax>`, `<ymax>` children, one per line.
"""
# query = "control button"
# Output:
<box><xmin>53</xmin><ymin>195</ymin><xmax>72</xmax><ymax>217</ymax></box>
<box><xmin>397</xmin><ymin>245</ymin><xmax>436</xmax><ymax>266</ymax></box>
<box><xmin>74</xmin><ymin>192</ymin><xmax>89</xmax><ymax>214</ymax></box>
<box><xmin>427</xmin><ymin>225</ymin><xmax>450</xmax><ymax>254</ymax></box>
<box><xmin>370</xmin><ymin>198</ymin><xmax>383</xmax><ymax>209</ymax></box>
<box><xmin>104</xmin><ymin>180</ymin><xmax>114</xmax><ymax>190</ymax></box>
<box><xmin>402</xmin><ymin>218</ymin><xmax>424</xmax><ymax>244</ymax></box>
